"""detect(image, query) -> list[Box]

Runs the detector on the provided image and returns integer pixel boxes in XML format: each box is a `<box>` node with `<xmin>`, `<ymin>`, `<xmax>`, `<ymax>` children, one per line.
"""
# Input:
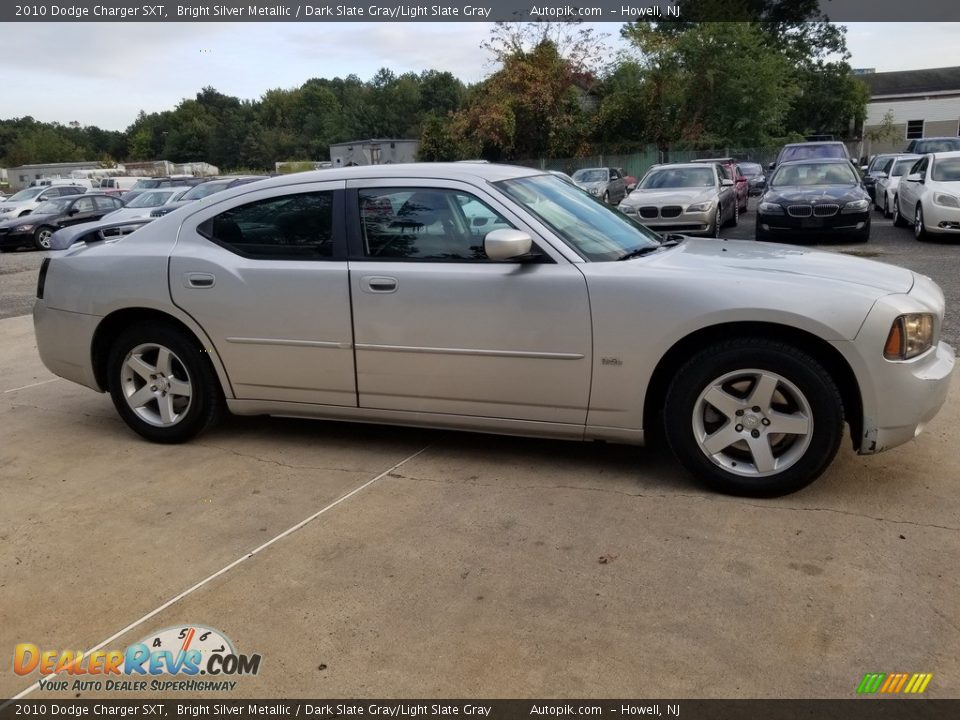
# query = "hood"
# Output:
<box><xmin>622</xmin><ymin>188</ymin><xmax>715</xmax><ymax>207</ymax></box>
<box><xmin>0</xmin><ymin>211</ymin><xmax>54</xmax><ymax>228</ymax></box>
<box><xmin>575</xmin><ymin>181</ymin><xmax>606</xmax><ymax>191</ymax></box>
<box><xmin>0</xmin><ymin>201</ymin><xmax>34</xmax><ymax>213</ymax></box>
<box><xmin>762</xmin><ymin>184</ymin><xmax>865</xmax><ymax>204</ymax></box>
<box><xmin>645</xmin><ymin>238</ymin><xmax>913</xmax><ymax>294</ymax></box>
<box><xmin>102</xmin><ymin>208</ymin><xmax>156</xmax><ymax>222</ymax></box>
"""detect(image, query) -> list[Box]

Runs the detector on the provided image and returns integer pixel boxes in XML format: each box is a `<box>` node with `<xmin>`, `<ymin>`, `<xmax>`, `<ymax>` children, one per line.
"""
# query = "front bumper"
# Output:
<box><xmin>758</xmin><ymin>210</ymin><xmax>870</xmax><ymax>235</ymax></box>
<box><xmin>0</xmin><ymin>227</ymin><xmax>35</xmax><ymax>248</ymax></box>
<box><xmin>619</xmin><ymin>206</ymin><xmax>714</xmax><ymax>235</ymax></box>
<box><xmin>923</xmin><ymin>202</ymin><xmax>960</xmax><ymax>234</ymax></box>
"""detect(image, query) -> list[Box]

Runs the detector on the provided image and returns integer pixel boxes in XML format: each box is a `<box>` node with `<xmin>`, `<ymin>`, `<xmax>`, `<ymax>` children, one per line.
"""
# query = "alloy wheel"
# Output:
<box><xmin>119</xmin><ymin>343</ymin><xmax>194</xmax><ymax>427</ymax></box>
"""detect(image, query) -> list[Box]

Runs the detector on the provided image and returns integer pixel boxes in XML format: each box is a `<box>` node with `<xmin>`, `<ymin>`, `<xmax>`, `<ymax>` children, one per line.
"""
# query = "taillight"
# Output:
<box><xmin>37</xmin><ymin>258</ymin><xmax>50</xmax><ymax>299</ymax></box>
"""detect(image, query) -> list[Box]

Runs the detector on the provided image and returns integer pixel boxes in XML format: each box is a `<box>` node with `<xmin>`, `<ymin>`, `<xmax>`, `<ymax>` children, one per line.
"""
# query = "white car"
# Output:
<box><xmin>33</xmin><ymin>163</ymin><xmax>954</xmax><ymax>497</ymax></box>
<box><xmin>100</xmin><ymin>188</ymin><xmax>189</xmax><ymax>223</ymax></box>
<box><xmin>874</xmin><ymin>155</ymin><xmax>920</xmax><ymax>217</ymax></box>
<box><xmin>0</xmin><ymin>185</ymin><xmax>86</xmax><ymax>220</ymax></box>
<box><xmin>893</xmin><ymin>150</ymin><xmax>960</xmax><ymax>239</ymax></box>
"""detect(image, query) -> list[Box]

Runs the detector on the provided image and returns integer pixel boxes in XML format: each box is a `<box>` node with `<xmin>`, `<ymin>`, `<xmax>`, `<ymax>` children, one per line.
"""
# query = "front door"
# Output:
<box><xmin>347</xmin><ymin>182</ymin><xmax>593</xmax><ymax>425</ymax></box>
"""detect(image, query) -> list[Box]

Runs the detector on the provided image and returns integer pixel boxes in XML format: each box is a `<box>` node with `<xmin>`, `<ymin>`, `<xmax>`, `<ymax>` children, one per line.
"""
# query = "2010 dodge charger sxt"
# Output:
<box><xmin>33</xmin><ymin>163</ymin><xmax>954</xmax><ymax>496</ymax></box>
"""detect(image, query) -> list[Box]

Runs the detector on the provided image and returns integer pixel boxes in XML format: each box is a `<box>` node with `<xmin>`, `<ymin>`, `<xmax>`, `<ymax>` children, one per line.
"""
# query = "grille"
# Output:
<box><xmin>813</xmin><ymin>204</ymin><xmax>839</xmax><ymax>217</ymax></box>
<box><xmin>639</xmin><ymin>207</ymin><xmax>659</xmax><ymax>219</ymax></box>
<box><xmin>787</xmin><ymin>205</ymin><xmax>812</xmax><ymax>218</ymax></box>
<box><xmin>661</xmin><ymin>206</ymin><xmax>682</xmax><ymax>218</ymax></box>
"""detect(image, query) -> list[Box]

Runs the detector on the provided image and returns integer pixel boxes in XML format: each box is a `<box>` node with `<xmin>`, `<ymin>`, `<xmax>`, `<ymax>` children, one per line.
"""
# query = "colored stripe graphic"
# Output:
<box><xmin>857</xmin><ymin>673</ymin><xmax>885</xmax><ymax>693</ymax></box>
<box><xmin>857</xmin><ymin>672</ymin><xmax>932</xmax><ymax>694</ymax></box>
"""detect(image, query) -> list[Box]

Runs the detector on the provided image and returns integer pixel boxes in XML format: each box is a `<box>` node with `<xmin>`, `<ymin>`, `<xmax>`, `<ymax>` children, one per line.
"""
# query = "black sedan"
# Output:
<box><xmin>756</xmin><ymin>159</ymin><xmax>871</xmax><ymax>243</ymax></box>
<box><xmin>0</xmin><ymin>193</ymin><xmax>125</xmax><ymax>251</ymax></box>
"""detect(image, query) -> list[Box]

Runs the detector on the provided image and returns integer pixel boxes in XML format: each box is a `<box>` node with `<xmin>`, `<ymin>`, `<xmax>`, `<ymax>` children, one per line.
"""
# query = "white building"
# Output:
<box><xmin>329</xmin><ymin>139</ymin><xmax>419</xmax><ymax>167</ymax></box>
<box><xmin>861</xmin><ymin>66</ymin><xmax>960</xmax><ymax>155</ymax></box>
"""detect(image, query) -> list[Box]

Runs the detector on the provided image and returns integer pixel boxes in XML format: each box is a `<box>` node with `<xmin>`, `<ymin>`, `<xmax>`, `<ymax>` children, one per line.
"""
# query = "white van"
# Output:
<box><xmin>30</xmin><ymin>178</ymin><xmax>95</xmax><ymax>190</ymax></box>
<box><xmin>97</xmin><ymin>177</ymin><xmax>140</xmax><ymax>195</ymax></box>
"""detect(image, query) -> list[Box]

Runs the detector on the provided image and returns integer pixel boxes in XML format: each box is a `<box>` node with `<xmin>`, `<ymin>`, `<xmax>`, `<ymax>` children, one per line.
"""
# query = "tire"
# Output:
<box><xmin>710</xmin><ymin>207</ymin><xmax>722</xmax><ymax>238</ymax></box>
<box><xmin>914</xmin><ymin>204</ymin><xmax>928</xmax><ymax>241</ymax></box>
<box><xmin>33</xmin><ymin>226</ymin><xmax>55</xmax><ymax>251</ymax></box>
<box><xmin>882</xmin><ymin>195</ymin><xmax>891</xmax><ymax>219</ymax></box>
<box><xmin>727</xmin><ymin>199</ymin><xmax>739</xmax><ymax>228</ymax></box>
<box><xmin>663</xmin><ymin>338</ymin><xmax>844</xmax><ymax>497</ymax></box>
<box><xmin>107</xmin><ymin>324</ymin><xmax>223</xmax><ymax>443</ymax></box>
<box><xmin>602</xmin><ymin>191</ymin><xmax>610</xmax><ymax>205</ymax></box>
<box><xmin>853</xmin><ymin>223</ymin><xmax>870</xmax><ymax>243</ymax></box>
<box><xmin>892</xmin><ymin>196</ymin><xmax>908</xmax><ymax>227</ymax></box>
<box><xmin>755</xmin><ymin>221</ymin><xmax>769</xmax><ymax>242</ymax></box>
<box><xmin>739</xmin><ymin>192</ymin><xmax>748</xmax><ymax>214</ymax></box>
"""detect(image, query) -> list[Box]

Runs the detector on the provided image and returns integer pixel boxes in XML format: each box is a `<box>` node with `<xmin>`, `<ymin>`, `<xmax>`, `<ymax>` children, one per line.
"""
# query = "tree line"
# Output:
<box><xmin>1</xmin><ymin>12</ymin><xmax>870</xmax><ymax>172</ymax></box>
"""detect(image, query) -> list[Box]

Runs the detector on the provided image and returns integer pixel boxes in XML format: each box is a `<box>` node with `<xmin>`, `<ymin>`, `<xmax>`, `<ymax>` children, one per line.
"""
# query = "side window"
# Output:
<box><xmin>610</xmin><ymin>169</ymin><xmax>621</xmax><ymax>180</ymax></box>
<box><xmin>73</xmin><ymin>197</ymin><xmax>96</xmax><ymax>213</ymax></box>
<box><xmin>198</xmin><ymin>191</ymin><xmax>335</xmax><ymax>259</ymax></box>
<box><xmin>94</xmin><ymin>196</ymin><xmax>121</xmax><ymax>211</ymax></box>
<box><xmin>358</xmin><ymin>188</ymin><xmax>513</xmax><ymax>261</ymax></box>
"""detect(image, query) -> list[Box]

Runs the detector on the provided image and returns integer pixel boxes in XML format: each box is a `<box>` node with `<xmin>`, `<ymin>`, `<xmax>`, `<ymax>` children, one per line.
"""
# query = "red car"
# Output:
<box><xmin>692</xmin><ymin>158</ymin><xmax>748</xmax><ymax>213</ymax></box>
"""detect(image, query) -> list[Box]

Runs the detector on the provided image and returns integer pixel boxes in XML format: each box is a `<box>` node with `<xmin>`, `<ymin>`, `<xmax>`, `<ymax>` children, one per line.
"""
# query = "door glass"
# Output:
<box><xmin>358</xmin><ymin>188</ymin><xmax>513</xmax><ymax>261</ymax></box>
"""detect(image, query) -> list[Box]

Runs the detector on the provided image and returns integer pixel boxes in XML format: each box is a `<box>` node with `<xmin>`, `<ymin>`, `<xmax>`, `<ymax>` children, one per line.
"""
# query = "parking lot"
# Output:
<box><xmin>1</xmin><ymin>203</ymin><xmax>959</xmax><ymax>699</ymax></box>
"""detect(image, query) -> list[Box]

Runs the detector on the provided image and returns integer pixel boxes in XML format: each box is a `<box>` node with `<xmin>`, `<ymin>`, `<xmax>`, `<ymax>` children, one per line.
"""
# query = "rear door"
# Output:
<box><xmin>346</xmin><ymin>180</ymin><xmax>593</xmax><ymax>425</ymax></box>
<box><xmin>169</xmin><ymin>180</ymin><xmax>357</xmax><ymax>406</ymax></box>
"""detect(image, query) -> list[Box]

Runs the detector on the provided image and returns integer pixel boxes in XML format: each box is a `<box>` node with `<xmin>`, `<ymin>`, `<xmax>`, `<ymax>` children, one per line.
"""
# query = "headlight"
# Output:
<box><xmin>758</xmin><ymin>202</ymin><xmax>784</xmax><ymax>215</ymax></box>
<box><xmin>618</xmin><ymin>205</ymin><xmax>636</xmax><ymax>214</ymax></box>
<box><xmin>841</xmin><ymin>199</ymin><xmax>870</xmax><ymax>213</ymax></box>
<box><xmin>933</xmin><ymin>192</ymin><xmax>960</xmax><ymax>208</ymax></box>
<box><xmin>884</xmin><ymin>313</ymin><xmax>935</xmax><ymax>360</ymax></box>
<box><xmin>18</xmin><ymin>224</ymin><xmax>35</xmax><ymax>231</ymax></box>
<box><xmin>686</xmin><ymin>201</ymin><xmax>715</xmax><ymax>213</ymax></box>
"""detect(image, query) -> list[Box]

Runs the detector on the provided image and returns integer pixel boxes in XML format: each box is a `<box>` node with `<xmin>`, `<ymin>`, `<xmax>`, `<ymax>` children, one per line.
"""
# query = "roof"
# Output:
<box><xmin>860</xmin><ymin>66</ymin><xmax>960</xmax><ymax>97</ymax></box>
<box><xmin>329</xmin><ymin>138</ymin><xmax>419</xmax><ymax>148</ymax></box>
<box><xmin>9</xmin><ymin>161</ymin><xmax>101</xmax><ymax>170</ymax></box>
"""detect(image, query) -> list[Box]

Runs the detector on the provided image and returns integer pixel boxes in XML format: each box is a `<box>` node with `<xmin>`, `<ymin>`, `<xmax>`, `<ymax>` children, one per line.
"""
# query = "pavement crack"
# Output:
<box><xmin>192</xmin><ymin>442</ymin><xmax>352</xmax><ymax>473</ymax></box>
<box><xmin>390</xmin><ymin>473</ymin><xmax>960</xmax><ymax>533</ymax></box>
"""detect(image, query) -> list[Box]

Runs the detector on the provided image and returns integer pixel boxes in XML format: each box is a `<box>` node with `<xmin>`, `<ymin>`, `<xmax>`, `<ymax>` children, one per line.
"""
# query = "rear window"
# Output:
<box><xmin>780</xmin><ymin>145</ymin><xmax>847</xmax><ymax>162</ymax></box>
<box><xmin>914</xmin><ymin>139</ymin><xmax>960</xmax><ymax>153</ymax></box>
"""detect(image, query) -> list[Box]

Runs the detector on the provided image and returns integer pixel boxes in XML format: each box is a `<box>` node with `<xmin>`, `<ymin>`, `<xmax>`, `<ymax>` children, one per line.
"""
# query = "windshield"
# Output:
<box><xmin>572</xmin><ymin>169</ymin><xmax>608</xmax><ymax>183</ymax></box>
<box><xmin>738</xmin><ymin>163</ymin><xmax>763</xmax><ymax>177</ymax></box>
<box><xmin>640</xmin><ymin>167</ymin><xmax>715</xmax><ymax>189</ymax></box>
<box><xmin>891</xmin><ymin>159</ymin><xmax>917</xmax><ymax>178</ymax></box>
<box><xmin>772</xmin><ymin>162</ymin><xmax>857</xmax><ymax>186</ymax></box>
<box><xmin>915</xmin><ymin>139</ymin><xmax>960</xmax><ymax>153</ymax></box>
<box><xmin>6</xmin><ymin>187</ymin><xmax>45</xmax><ymax>202</ymax></box>
<box><xmin>932</xmin><ymin>157</ymin><xmax>960</xmax><ymax>182</ymax></box>
<box><xmin>180</xmin><ymin>181</ymin><xmax>231</xmax><ymax>200</ymax></box>
<box><xmin>32</xmin><ymin>198</ymin><xmax>74</xmax><ymax>215</ymax></box>
<box><xmin>132</xmin><ymin>179</ymin><xmax>163</xmax><ymax>190</ymax></box>
<box><xmin>780</xmin><ymin>144</ymin><xmax>846</xmax><ymax>162</ymax></box>
<box><xmin>494</xmin><ymin>174</ymin><xmax>661</xmax><ymax>262</ymax></box>
<box><xmin>126</xmin><ymin>190</ymin><xmax>177</xmax><ymax>208</ymax></box>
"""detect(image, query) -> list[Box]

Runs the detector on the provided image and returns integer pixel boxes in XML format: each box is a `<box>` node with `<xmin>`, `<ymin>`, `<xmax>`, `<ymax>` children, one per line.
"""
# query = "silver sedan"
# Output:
<box><xmin>34</xmin><ymin>163</ymin><xmax>954</xmax><ymax>496</ymax></box>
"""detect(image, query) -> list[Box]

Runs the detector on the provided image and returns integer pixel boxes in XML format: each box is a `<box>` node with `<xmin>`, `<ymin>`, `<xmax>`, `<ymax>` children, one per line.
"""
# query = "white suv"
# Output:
<box><xmin>0</xmin><ymin>185</ymin><xmax>86</xmax><ymax>220</ymax></box>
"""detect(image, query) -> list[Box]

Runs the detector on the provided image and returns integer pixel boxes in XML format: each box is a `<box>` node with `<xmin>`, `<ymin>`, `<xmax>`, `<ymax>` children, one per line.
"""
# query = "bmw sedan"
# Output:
<box><xmin>0</xmin><ymin>193</ymin><xmax>124</xmax><ymax>250</ymax></box>
<box><xmin>619</xmin><ymin>163</ymin><xmax>737</xmax><ymax>237</ymax></box>
<box><xmin>34</xmin><ymin>163</ymin><xmax>954</xmax><ymax>497</ymax></box>
<box><xmin>756</xmin><ymin>160</ymin><xmax>871</xmax><ymax>242</ymax></box>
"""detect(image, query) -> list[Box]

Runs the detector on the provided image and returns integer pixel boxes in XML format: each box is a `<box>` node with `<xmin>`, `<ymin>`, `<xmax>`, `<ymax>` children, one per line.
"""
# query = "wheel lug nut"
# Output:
<box><xmin>752</xmin><ymin>406</ymin><xmax>761</xmax><ymax>412</ymax></box>
<box><xmin>735</xmin><ymin>409</ymin><xmax>744</xmax><ymax>416</ymax></box>
<box><xmin>761</xmin><ymin>418</ymin><xmax>770</xmax><ymax>426</ymax></box>
<box><xmin>751</xmin><ymin>429</ymin><xmax>760</xmax><ymax>438</ymax></box>
<box><xmin>735</xmin><ymin>424</ymin><xmax>744</xmax><ymax>432</ymax></box>
<box><xmin>150</xmin><ymin>386</ymin><xmax>157</xmax><ymax>391</ymax></box>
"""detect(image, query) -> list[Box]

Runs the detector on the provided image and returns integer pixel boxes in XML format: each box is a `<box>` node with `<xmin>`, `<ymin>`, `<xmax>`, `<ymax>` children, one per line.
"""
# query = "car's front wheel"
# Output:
<box><xmin>33</xmin><ymin>226</ymin><xmax>55</xmax><ymax>250</ymax></box>
<box><xmin>107</xmin><ymin>324</ymin><xmax>222</xmax><ymax>443</ymax></box>
<box><xmin>663</xmin><ymin>339</ymin><xmax>844</xmax><ymax>496</ymax></box>
<box><xmin>915</xmin><ymin>204</ymin><xmax>928</xmax><ymax>241</ymax></box>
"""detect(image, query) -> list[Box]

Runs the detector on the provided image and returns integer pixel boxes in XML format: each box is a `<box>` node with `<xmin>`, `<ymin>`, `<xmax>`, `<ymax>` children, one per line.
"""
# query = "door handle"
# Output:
<box><xmin>184</xmin><ymin>272</ymin><xmax>216</xmax><ymax>288</ymax></box>
<box><xmin>361</xmin><ymin>276</ymin><xmax>398</xmax><ymax>293</ymax></box>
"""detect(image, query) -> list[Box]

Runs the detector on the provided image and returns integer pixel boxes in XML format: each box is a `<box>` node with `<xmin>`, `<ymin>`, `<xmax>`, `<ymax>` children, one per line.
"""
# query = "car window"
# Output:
<box><xmin>771</xmin><ymin>162</ymin><xmax>857</xmax><ymax>186</ymax></box>
<box><xmin>198</xmin><ymin>191</ymin><xmax>335</xmax><ymax>260</ymax></box>
<box><xmin>916</xmin><ymin>139</ymin><xmax>960</xmax><ymax>153</ymax></box>
<box><xmin>572</xmin><ymin>169</ymin><xmax>608</xmax><ymax>183</ymax></box>
<box><xmin>610</xmin><ymin>169</ymin><xmax>621</xmax><ymax>180</ymax></box>
<box><xmin>73</xmin><ymin>197</ymin><xmax>96</xmax><ymax>213</ymax></box>
<box><xmin>780</xmin><ymin>145</ymin><xmax>847</xmax><ymax>162</ymax></box>
<box><xmin>931</xmin><ymin>157</ymin><xmax>960</xmax><ymax>181</ymax></box>
<box><xmin>33</xmin><ymin>198</ymin><xmax>74</xmax><ymax>215</ymax></box>
<box><xmin>912</xmin><ymin>157</ymin><xmax>929</xmax><ymax>177</ymax></box>
<box><xmin>878</xmin><ymin>158</ymin><xmax>894</xmax><ymax>174</ymax></box>
<box><xmin>890</xmin><ymin>159</ymin><xmax>916</xmax><ymax>177</ymax></box>
<box><xmin>639</xmin><ymin>167</ymin><xmax>716</xmax><ymax>189</ymax></box>
<box><xmin>94</xmin><ymin>196</ymin><xmax>122</xmax><ymax>211</ymax></box>
<box><xmin>359</xmin><ymin>188</ymin><xmax>508</xmax><ymax>261</ymax></box>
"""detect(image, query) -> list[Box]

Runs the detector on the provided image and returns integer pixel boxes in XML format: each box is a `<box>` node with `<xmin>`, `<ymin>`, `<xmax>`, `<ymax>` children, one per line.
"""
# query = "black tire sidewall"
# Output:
<box><xmin>107</xmin><ymin>324</ymin><xmax>221</xmax><ymax>443</ymax></box>
<box><xmin>664</xmin><ymin>340</ymin><xmax>844</xmax><ymax>497</ymax></box>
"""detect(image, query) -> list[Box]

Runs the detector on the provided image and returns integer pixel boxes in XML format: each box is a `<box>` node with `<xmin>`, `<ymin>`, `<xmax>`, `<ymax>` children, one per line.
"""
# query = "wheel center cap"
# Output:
<box><xmin>155</xmin><ymin>377</ymin><xmax>170</xmax><ymax>393</ymax></box>
<box><xmin>742</xmin><ymin>414</ymin><xmax>761</xmax><ymax>429</ymax></box>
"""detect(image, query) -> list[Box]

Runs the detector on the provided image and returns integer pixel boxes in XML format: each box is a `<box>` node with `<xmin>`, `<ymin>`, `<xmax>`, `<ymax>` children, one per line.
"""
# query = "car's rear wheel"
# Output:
<box><xmin>33</xmin><ymin>226</ymin><xmax>54</xmax><ymax>250</ymax></box>
<box><xmin>107</xmin><ymin>324</ymin><xmax>222</xmax><ymax>443</ymax></box>
<box><xmin>915</xmin><ymin>205</ymin><xmax>928</xmax><ymax>241</ymax></box>
<box><xmin>663</xmin><ymin>339</ymin><xmax>844</xmax><ymax>497</ymax></box>
<box><xmin>892</xmin><ymin>196</ymin><xmax>907</xmax><ymax>227</ymax></box>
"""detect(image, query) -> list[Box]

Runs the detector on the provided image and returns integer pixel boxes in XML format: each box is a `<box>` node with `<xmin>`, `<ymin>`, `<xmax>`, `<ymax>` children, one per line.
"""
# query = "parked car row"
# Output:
<box><xmin>890</xmin><ymin>150</ymin><xmax>960</xmax><ymax>241</ymax></box>
<box><xmin>0</xmin><ymin>175</ymin><xmax>268</xmax><ymax>251</ymax></box>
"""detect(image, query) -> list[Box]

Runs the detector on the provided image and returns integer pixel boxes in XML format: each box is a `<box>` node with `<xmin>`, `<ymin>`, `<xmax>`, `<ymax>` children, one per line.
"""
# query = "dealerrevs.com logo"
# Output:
<box><xmin>856</xmin><ymin>672</ymin><xmax>934</xmax><ymax>695</ymax></box>
<box><xmin>13</xmin><ymin>625</ymin><xmax>261</xmax><ymax>692</ymax></box>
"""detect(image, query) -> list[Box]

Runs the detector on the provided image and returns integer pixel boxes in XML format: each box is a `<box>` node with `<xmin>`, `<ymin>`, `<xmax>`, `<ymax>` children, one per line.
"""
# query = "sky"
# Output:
<box><xmin>2</xmin><ymin>22</ymin><xmax>959</xmax><ymax>131</ymax></box>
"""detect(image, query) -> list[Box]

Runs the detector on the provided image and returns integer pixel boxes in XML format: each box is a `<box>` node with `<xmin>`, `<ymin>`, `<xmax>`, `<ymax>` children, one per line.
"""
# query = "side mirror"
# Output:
<box><xmin>472</xmin><ymin>216</ymin><xmax>489</xmax><ymax>227</ymax></box>
<box><xmin>860</xmin><ymin>165</ymin><xmax>869</xmax><ymax>173</ymax></box>
<box><xmin>905</xmin><ymin>173</ymin><xmax>922</xmax><ymax>183</ymax></box>
<box><xmin>38</xmin><ymin>195</ymin><xmax>49</xmax><ymax>201</ymax></box>
<box><xmin>720</xmin><ymin>178</ymin><xmax>734</xmax><ymax>187</ymax></box>
<box><xmin>484</xmin><ymin>228</ymin><xmax>533</xmax><ymax>261</ymax></box>
<box><xmin>767</xmin><ymin>162</ymin><xmax>776</xmax><ymax>171</ymax></box>
<box><xmin>68</xmin><ymin>207</ymin><xmax>80</xmax><ymax>216</ymax></box>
